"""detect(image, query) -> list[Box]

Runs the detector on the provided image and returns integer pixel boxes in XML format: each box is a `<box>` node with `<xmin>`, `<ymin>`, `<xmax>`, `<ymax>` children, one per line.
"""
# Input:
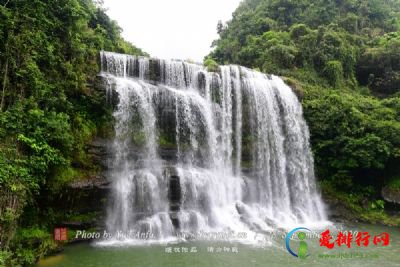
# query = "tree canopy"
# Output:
<box><xmin>210</xmin><ymin>0</ymin><xmax>400</xmax><ymax>94</ymax></box>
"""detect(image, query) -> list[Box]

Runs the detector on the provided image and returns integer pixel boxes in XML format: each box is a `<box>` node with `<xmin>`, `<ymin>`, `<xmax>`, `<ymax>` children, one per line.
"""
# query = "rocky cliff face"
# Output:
<box><xmin>52</xmin><ymin>138</ymin><xmax>111</xmax><ymax>232</ymax></box>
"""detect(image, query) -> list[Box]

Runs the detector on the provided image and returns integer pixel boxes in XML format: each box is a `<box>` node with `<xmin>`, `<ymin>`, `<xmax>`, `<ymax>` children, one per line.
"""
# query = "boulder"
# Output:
<box><xmin>382</xmin><ymin>186</ymin><xmax>400</xmax><ymax>204</ymax></box>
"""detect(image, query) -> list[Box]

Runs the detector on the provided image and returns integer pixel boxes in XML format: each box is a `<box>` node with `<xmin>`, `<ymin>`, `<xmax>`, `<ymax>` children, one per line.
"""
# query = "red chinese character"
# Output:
<box><xmin>320</xmin><ymin>230</ymin><xmax>335</xmax><ymax>249</ymax></box>
<box><xmin>373</xmin><ymin>233</ymin><xmax>390</xmax><ymax>246</ymax></box>
<box><xmin>336</xmin><ymin>231</ymin><xmax>353</xmax><ymax>248</ymax></box>
<box><xmin>355</xmin><ymin>232</ymin><xmax>370</xmax><ymax>247</ymax></box>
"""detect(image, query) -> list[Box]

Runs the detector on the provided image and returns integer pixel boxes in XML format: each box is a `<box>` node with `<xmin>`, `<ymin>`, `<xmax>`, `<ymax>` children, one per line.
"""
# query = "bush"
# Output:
<box><xmin>0</xmin><ymin>250</ymin><xmax>12</xmax><ymax>267</ymax></box>
<box><xmin>303</xmin><ymin>86</ymin><xmax>400</xmax><ymax>191</ymax></box>
<box><xmin>204</xmin><ymin>58</ymin><xmax>220</xmax><ymax>72</ymax></box>
<box><xmin>323</xmin><ymin>60</ymin><xmax>344</xmax><ymax>87</ymax></box>
<box><xmin>9</xmin><ymin>227</ymin><xmax>58</xmax><ymax>266</ymax></box>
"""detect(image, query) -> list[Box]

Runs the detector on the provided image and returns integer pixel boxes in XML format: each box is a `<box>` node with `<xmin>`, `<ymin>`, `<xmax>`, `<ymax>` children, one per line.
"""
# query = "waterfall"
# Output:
<box><xmin>99</xmin><ymin>51</ymin><xmax>328</xmax><ymax>244</ymax></box>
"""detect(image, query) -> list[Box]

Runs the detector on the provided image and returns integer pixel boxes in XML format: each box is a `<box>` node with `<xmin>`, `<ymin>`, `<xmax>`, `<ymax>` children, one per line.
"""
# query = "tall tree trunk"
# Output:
<box><xmin>0</xmin><ymin>58</ymin><xmax>8</xmax><ymax>112</ymax></box>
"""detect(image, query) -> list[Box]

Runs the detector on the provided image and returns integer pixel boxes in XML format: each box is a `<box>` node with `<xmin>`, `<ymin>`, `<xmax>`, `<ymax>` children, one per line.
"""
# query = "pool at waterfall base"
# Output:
<box><xmin>38</xmin><ymin>223</ymin><xmax>400</xmax><ymax>267</ymax></box>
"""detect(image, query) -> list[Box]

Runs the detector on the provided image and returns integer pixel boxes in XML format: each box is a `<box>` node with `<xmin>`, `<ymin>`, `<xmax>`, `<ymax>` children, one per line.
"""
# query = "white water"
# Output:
<box><xmin>98</xmin><ymin>51</ymin><xmax>329</xmax><ymax>245</ymax></box>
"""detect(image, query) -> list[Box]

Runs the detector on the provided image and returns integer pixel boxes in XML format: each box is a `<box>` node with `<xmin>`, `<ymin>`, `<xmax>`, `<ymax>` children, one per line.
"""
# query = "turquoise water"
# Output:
<box><xmin>38</xmin><ymin>224</ymin><xmax>400</xmax><ymax>267</ymax></box>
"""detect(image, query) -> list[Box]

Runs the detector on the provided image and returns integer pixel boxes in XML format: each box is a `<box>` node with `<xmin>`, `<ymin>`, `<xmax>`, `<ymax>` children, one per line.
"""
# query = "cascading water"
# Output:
<box><xmin>98</xmin><ymin>51</ymin><xmax>328</xmax><ymax>245</ymax></box>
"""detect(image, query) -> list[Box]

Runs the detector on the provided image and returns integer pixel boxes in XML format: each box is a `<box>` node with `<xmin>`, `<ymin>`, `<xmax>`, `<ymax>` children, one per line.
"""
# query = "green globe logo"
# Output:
<box><xmin>285</xmin><ymin>227</ymin><xmax>311</xmax><ymax>259</ymax></box>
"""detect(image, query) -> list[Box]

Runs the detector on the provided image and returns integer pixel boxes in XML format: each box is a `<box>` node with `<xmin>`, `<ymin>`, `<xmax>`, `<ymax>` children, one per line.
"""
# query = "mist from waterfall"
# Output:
<box><xmin>98</xmin><ymin>51</ymin><xmax>328</xmax><ymax>245</ymax></box>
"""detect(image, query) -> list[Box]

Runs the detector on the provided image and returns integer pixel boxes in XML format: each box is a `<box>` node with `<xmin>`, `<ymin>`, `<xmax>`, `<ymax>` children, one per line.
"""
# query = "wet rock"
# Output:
<box><xmin>322</xmin><ymin>194</ymin><xmax>364</xmax><ymax>223</ymax></box>
<box><xmin>361</xmin><ymin>198</ymin><xmax>370</xmax><ymax>210</ymax></box>
<box><xmin>382</xmin><ymin>186</ymin><xmax>400</xmax><ymax>204</ymax></box>
<box><xmin>197</xmin><ymin>72</ymin><xmax>206</xmax><ymax>97</ymax></box>
<box><xmin>165</xmin><ymin>166</ymin><xmax>181</xmax><ymax>228</ymax></box>
<box><xmin>68</xmin><ymin>175</ymin><xmax>110</xmax><ymax>190</ymax></box>
<box><xmin>85</xmin><ymin>139</ymin><xmax>110</xmax><ymax>171</ymax></box>
<box><xmin>95</xmin><ymin>75</ymin><xmax>120</xmax><ymax>108</ymax></box>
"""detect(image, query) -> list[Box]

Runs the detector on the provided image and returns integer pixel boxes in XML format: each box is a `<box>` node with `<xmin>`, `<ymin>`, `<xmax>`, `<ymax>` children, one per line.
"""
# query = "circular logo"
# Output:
<box><xmin>285</xmin><ymin>227</ymin><xmax>311</xmax><ymax>259</ymax></box>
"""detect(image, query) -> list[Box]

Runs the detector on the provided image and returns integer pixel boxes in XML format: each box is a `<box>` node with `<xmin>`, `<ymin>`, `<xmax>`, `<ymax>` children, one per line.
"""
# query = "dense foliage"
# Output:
<box><xmin>303</xmin><ymin>86</ymin><xmax>400</xmax><ymax>190</ymax></box>
<box><xmin>0</xmin><ymin>0</ymin><xmax>146</xmax><ymax>265</ymax></box>
<box><xmin>211</xmin><ymin>0</ymin><xmax>400</xmax><ymax>94</ymax></box>
<box><xmin>210</xmin><ymin>0</ymin><xmax>400</xmax><ymax>214</ymax></box>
